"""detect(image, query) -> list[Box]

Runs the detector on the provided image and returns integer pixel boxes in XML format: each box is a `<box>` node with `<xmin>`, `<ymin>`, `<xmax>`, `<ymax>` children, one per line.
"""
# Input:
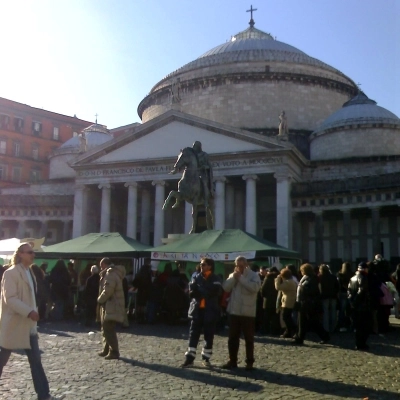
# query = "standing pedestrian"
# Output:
<box><xmin>0</xmin><ymin>243</ymin><xmax>64</xmax><ymax>400</ymax></box>
<box><xmin>181</xmin><ymin>258</ymin><xmax>221</xmax><ymax>368</ymax></box>
<box><xmin>337</xmin><ymin>262</ymin><xmax>353</xmax><ymax>332</ymax></box>
<box><xmin>348</xmin><ymin>262</ymin><xmax>372</xmax><ymax>350</ymax></box>
<box><xmin>260</xmin><ymin>267</ymin><xmax>280</xmax><ymax>335</ymax></box>
<box><xmin>221</xmin><ymin>256</ymin><xmax>261</xmax><ymax>371</ymax></box>
<box><xmin>319</xmin><ymin>264</ymin><xmax>340</xmax><ymax>333</ymax></box>
<box><xmin>97</xmin><ymin>258</ymin><xmax>126</xmax><ymax>360</ymax></box>
<box><xmin>84</xmin><ymin>265</ymin><xmax>100</xmax><ymax>326</ymax></box>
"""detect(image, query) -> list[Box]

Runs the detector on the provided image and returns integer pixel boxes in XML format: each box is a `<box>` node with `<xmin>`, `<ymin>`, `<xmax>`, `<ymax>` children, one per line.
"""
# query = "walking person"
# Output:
<box><xmin>221</xmin><ymin>256</ymin><xmax>261</xmax><ymax>370</ymax></box>
<box><xmin>181</xmin><ymin>258</ymin><xmax>222</xmax><ymax>368</ymax></box>
<box><xmin>0</xmin><ymin>243</ymin><xmax>64</xmax><ymax>400</ymax></box>
<box><xmin>348</xmin><ymin>262</ymin><xmax>372</xmax><ymax>350</ymax></box>
<box><xmin>292</xmin><ymin>263</ymin><xmax>330</xmax><ymax>346</ymax></box>
<box><xmin>97</xmin><ymin>258</ymin><xmax>126</xmax><ymax>360</ymax></box>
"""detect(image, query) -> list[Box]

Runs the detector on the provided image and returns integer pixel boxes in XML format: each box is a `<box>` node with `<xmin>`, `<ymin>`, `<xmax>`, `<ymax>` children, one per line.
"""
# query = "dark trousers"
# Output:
<box><xmin>282</xmin><ymin>307</ymin><xmax>296</xmax><ymax>336</ymax></box>
<box><xmin>297</xmin><ymin>309</ymin><xmax>329</xmax><ymax>343</ymax></box>
<box><xmin>101</xmin><ymin>308</ymin><xmax>119</xmax><ymax>356</ymax></box>
<box><xmin>262</xmin><ymin>307</ymin><xmax>281</xmax><ymax>334</ymax></box>
<box><xmin>0</xmin><ymin>335</ymin><xmax>50</xmax><ymax>400</ymax></box>
<box><xmin>228</xmin><ymin>315</ymin><xmax>255</xmax><ymax>365</ymax></box>
<box><xmin>186</xmin><ymin>310</ymin><xmax>216</xmax><ymax>361</ymax></box>
<box><xmin>354</xmin><ymin>309</ymin><xmax>372</xmax><ymax>348</ymax></box>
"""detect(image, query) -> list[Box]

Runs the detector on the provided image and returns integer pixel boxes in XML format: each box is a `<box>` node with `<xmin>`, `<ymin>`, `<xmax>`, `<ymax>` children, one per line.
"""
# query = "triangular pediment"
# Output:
<box><xmin>71</xmin><ymin>110</ymin><xmax>293</xmax><ymax>167</ymax></box>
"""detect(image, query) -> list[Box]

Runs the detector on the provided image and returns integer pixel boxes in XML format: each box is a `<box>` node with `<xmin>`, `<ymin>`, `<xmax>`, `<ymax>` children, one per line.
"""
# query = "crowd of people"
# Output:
<box><xmin>1</xmin><ymin>244</ymin><xmax>400</xmax><ymax>398</ymax></box>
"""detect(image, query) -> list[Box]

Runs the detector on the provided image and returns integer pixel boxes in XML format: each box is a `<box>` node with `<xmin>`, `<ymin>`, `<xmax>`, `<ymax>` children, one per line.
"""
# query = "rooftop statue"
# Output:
<box><xmin>278</xmin><ymin>110</ymin><xmax>289</xmax><ymax>136</ymax></box>
<box><xmin>163</xmin><ymin>141</ymin><xmax>214</xmax><ymax>234</ymax></box>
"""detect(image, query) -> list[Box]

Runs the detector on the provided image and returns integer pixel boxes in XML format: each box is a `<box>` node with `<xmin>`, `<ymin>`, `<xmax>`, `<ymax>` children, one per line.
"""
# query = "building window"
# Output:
<box><xmin>53</xmin><ymin>127</ymin><xmax>59</xmax><ymax>140</ymax></box>
<box><xmin>32</xmin><ymin>144</ymin><xmax>39</xmax><ymax>160</ymax></box>
<box><xmin>0</xmin><ymin>140</ymin><xmax>6</xmax><ymax>154</ymax></box>
<box><xmin>14</xmin><ymin>117</ymin><xmax>24</xmax><ymax>132</ymax></box>
<box><xmin>32</xmin><ymin>121</ymin><xmax>42</xmax><ymax>136</ymax></box>
<box><xmin>12</xmin><ymin>167</ymin><xmax>21</xmax><ymax>182</ymax></box>
<box><xmin>0</xmin><ymin>164</ymin><xmax>6</xmax><ymax>180</ymax></box>
<box><xmin>0</xmin><ymin>114</ymin><xmax>10</xmax><ymax>129</ymax></box>
<box><xmin>30</xmin><ymin>169</ymin><xmax>41</xmax><ymax>182</ymax></box>
<box><xmin>13</xmin><ymin>141</ymin><xmax>21</xmax><ymax>157</ymax></box>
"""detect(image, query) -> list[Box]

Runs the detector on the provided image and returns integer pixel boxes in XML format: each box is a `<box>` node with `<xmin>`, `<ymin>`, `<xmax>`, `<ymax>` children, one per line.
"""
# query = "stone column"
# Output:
<box><xmin>73</xmin><ymin>185</ymin><xmax>88</xmax><ymax>238</ymax></box>
<box><xmin>184</xmin><ymin>201</ymin><xmax>192</xmax><ymax>234</ymax></box>
<box><xmin>140</xmin><ymin>189</ymin><xmax>151</xmax><ymax>245</ymax></box>
<box><xmin>63</xmin><ymin>221</ymin><xmax>70</xmax><ymax>241</ymax></box>
<box><xmin>275</xmin><ymin>173</ymin><xmax>292</xmax><ymax>248</ymax></box>
<box><xmin>225</xmin><ymin>183</ymin><xmax>235</xmax><ymax>229</ymax></box>
<box><xmin>370</xmin><ymin>206</ymin><xmax>381</xmax><ymax>255</ymax></box>
<box><xmin>152</xmin><ymin>180</ymin><xmax>166</xmax><ymax>246</ymax></box>
<box><xmin>242</xmin><ymin>175</ymin><xmax>258</xmax><ymax>234</ymax></box>
<box><xmin>99</xmin><ymin>184</ymin><xmax>111</xmax><ymax>232</ymax></box>
<box><xmin>125</xmin><ymin>182</ymin><xmax>138</xmax><ymax>239</ymax></box>
<box><xmin>234</xmin><ymin>189</ymin><xmax>244</xmax><ymax>229</ymax></box>
<box><xmin>342</xmin><ymin>209</ymin><xmax>352</xmax><ymax>262</ymax></box>
<box><xmin>214</xmin><ymin>177</ymin><xmax>226</xmax><ymax>230</ymax></box>
<box><xmin>40</xmin><ymin>220</ymin><xmax>48</xmax><ymax>239</ymax></box>
<box><xmin>314</xmin><ymin>210</ymin><xmax>324</xmax><ymax>264</ymax></box>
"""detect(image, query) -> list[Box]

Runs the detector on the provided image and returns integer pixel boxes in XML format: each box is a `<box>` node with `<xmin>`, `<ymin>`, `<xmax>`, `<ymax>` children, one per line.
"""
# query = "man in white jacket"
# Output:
<box><xmin>221</xmin><ymin>256</ymin><xmax>261</xmax><ymax>370</ymax></box>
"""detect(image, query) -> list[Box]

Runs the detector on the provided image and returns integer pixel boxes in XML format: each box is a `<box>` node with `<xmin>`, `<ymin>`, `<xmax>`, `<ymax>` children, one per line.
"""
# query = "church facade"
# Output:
<box><xmin>1</xmin><ymin>21</ymin><xmax>400</xmax><ymax>269</ymax></box>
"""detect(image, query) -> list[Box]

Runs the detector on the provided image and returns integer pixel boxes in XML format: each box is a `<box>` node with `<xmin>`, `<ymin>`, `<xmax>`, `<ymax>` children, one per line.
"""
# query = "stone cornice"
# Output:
<box><xmin>138</xmin><ymin>71</ymin><xmax>358</xmax><ymax>119</ymax></box>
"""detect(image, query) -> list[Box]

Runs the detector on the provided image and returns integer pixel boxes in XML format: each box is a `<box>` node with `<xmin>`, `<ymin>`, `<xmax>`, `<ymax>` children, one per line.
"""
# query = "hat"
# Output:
<box><xmin>358</xmin><ymin>262</ymin><xmax>368</xmax><ymax>271</ymax></box>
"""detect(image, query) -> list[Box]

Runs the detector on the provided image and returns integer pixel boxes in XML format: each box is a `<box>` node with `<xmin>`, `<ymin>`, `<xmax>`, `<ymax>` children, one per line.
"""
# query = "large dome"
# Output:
<box><xmin>310</xmin><ymin>93</ymin><xmax>400</xmax><ymax>160</ymax></box>
<box><xmin>138</xmin><ymin>23</ymin><xmax>357</xmax><ymax>132</ymax></box>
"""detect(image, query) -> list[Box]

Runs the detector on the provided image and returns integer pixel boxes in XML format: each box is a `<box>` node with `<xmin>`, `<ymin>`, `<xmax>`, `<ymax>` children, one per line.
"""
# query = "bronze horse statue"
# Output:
<box><xmin>163</xmin><ymin>147</ymin><xmax>214</xmax><ymax>234</ymax></box>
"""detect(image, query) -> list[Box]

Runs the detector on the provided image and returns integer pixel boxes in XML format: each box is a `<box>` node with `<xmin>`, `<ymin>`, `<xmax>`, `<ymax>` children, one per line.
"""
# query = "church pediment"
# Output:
<box><xmin>71</xmin><ymin>110</ymin><xmax>291</xmax><ymax>167</ymax></box>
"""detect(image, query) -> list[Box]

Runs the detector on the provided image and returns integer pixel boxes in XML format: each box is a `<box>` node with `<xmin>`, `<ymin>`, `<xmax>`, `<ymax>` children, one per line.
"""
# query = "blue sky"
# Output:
<box><xmin>0</xmin><ymin>0</ymin><xmax>398</xmax><ymax>128</ymax></box>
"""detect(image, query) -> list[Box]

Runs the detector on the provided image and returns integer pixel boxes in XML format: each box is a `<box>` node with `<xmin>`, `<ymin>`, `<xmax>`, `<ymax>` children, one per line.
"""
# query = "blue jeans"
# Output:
<box><xmin>322</xmin><ymin>298</ymin><xmax>337</xmax><ymax>333</ymax></box>
<box><xmin>0</xmin><ymin>335</ymin><xmax>50</xmax><ymax>400</ymax></box>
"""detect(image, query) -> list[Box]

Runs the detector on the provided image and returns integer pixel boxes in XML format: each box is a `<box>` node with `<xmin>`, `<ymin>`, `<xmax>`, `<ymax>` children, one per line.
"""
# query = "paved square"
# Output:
<box><xmin>1</xmin><ymin>320</ymin><xmax>399</xmax><ymax>399</ymax></box>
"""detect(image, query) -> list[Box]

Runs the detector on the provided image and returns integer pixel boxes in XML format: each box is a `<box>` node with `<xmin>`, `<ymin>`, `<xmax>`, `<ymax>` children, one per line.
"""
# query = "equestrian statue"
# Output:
<box><xmin>163</xmin><ymin>141</ymin><xmax>214</xmax><ymax>234</ymax></box>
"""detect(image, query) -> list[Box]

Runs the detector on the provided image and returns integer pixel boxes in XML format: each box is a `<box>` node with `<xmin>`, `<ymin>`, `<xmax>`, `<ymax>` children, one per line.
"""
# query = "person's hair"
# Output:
<box><xmin>235</xmin><ymin>256</ymin><xmax>247</xmax><ymax>265</ymax></box>
<box><xmin>280</xmin><ymin>268</ymin><xmax>292</xmax><ymax>280</ymax></box>
<box><xmin>164</xmin><ymin>263</ymin><xmax>173</xmax><ymax>274</ymax></box>
<box><xmin>201</xmin><ymin>257</ymin><xmax>215</xmax><ymax>272</ymax></box>
<box><xmin>39</xmin><ymin>263</ymin><xmax>48</xmax><ymax>272</ymax></box>
<box><xmin>286</xmin><ymin>264</ymin><xmax>298</xmax><ymax>279</ymax></box>
<box><xmin>91</xmin><ymin>265</ymin><xmax>99</xmax><ymax>274</ymax></box>
<box><xmin>319</xmin><ymin>264</ymin><xmax>331</xmax><ymax>275</ymax></box>
<box><xmin>11</xmin><ymin>242</ymin><xmax>32</xmax><ymax>266</ymax></box>
<box><xmin>31</xmin><ymin>263</ymin><xmax>44</xmax><ymax>280</ymax></box>
<box><xmin>340</xmin><ymin>262</ymin><xmax>352</xmax><ymax>276</ymax></box>
<box><xmin>269</xmin><ymin>266</ymin><xmax>279</xmax><ymax>274</ymax></box>
<box><xmin>300</xmin><ymin>263</ymin><xmax>315</xmax><ymax>276</ymax></box>
<box><xmin>100</xmin><ymin>258</ymin><xmax>112</xmax><ymax>267</ymax></box>
<box><xmin>195</xmin><ymin>264</ymin><xmax>201</xmax><ymax>273</ymax></box>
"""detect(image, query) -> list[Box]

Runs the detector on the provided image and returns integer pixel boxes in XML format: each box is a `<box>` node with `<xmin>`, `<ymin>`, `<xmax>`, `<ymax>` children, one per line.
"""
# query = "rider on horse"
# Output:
<box><xmin>192</xmin><ymin>141</ymin><xmax>214</xmax><ymax>208</ymax></box>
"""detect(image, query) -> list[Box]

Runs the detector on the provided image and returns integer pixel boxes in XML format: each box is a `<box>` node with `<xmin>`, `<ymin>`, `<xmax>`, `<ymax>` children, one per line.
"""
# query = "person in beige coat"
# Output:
<box><xmin>275</xmin><ymin>268</ymin><xmax>298</xmax><ymax>338</ymax></box>
<box><xmin>0</xmin><ymin>243</ymin><xmax>64</xmax><ymax>400</ymax></box>
<box><xmin>221</xmin><ymin>256</ymin><xmax>261</xmax><ymax>370</ymax></box>
<box><xmin>97</xmin><ymin>258</ymin><xmax>126</xmax><ymax>360</ymax></box>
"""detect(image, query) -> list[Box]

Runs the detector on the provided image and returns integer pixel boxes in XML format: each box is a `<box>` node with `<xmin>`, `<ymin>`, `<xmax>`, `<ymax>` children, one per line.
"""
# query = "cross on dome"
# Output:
<box><xmin>246</xmin><ymin>5</ymin><xmax>257</xmax><ymax>28</ymax></box>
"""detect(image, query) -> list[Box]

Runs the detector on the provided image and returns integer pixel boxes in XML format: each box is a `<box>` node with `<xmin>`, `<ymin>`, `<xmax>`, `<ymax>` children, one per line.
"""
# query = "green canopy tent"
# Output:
<box><xmin>149</xmin><ymin>229</ymin><xmax>301</xmax><ymax>278</ymax></box>
<box><xmin>42</xmin><ymin>232</ymin><xmax>149</xmax><ymax>259</ymax></box>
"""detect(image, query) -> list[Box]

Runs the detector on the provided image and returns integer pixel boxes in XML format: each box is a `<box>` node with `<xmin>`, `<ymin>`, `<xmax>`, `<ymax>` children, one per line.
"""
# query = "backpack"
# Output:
<box><xmin>379</xmin><ymin>283</ymin><xmax>394</xmax><ymax>306</ymax></box>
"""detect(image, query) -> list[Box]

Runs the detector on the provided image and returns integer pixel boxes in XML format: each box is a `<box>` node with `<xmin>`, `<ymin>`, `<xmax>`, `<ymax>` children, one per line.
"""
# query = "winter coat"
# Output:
<box><xmin>297</xmin><ymin>275</ymin><xmax>322</xmax><ymax>313</ymax></box>
<box><xmin>132</xmin><ymin>265</ymin><xmax>152</xmax><ymax>307</ymax></box>
<box><xmin>275</xmin><ymin>277</ymin><xmax>297</xmax><ymax>309</ymax></box>
<box><xmin>188</xmin><ymin>271</ymin><xmax>222</xmax><ymax>323</ymax></box>
<box><xmin>164</xmin><ymin>272</ymin><xmax>189</xmax><ymax>313</ymax></box>
<box><xmin>97</xmin><ymin>265</ymin><xmax>126</xmax><ymax>323</ymax></box>
<box><xmin>261</xmin><ymin>272</ymin><xmax>278</xmax><ymax>309</ymax></box>
<box><xmin>319</xmin><ymin>273</ymin><xmax>340</xmax><ymax>299</ymax></box>
<box><xmin>348</xmin><ymin>271</ymin><xmax>370</xmax><ymax>311</ymax></box>
<box><xmin>223</xmin><ymin>267</ymin><xmax>261</xmax><ymax>317</ymax></box>
<box><xmin>49</xmin><ymin>264</ymin><xmax>70</xmax><ymax>301</ymax></box>
<box><xmin>0</xmin><ymin>264</ymin><xmax>37</xmax><ymax>350</ymax></box>
<box><xmin>84</xmin><ymin>273</ymin><xmax>100</xmax><ymax>306</ymax></box>
<box><xmin>337</xmin><ymin>272</ymin><xmax>353</xmax><ymax>293</ymax></box>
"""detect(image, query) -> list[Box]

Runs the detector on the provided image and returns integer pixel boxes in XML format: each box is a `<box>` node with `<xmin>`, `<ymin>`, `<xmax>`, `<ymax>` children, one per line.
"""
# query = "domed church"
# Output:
<box><xmin>1</xmin><ymin>15</ymin><xmax>400</xmax><ymax>268</ymax></box>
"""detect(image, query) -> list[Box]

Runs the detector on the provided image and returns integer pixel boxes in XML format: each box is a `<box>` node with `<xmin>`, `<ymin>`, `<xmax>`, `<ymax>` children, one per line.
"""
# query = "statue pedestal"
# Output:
<box><xmin>161</xmin><ymin>233</ymin><xmax>190</xmax><ymax>245</ymax></box>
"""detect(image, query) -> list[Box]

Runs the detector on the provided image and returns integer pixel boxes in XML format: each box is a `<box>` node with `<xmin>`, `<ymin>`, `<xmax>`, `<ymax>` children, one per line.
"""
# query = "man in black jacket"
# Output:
<box><xmin>181</xmin><ymin>258</ymin><xmax>222</xmax><ymax>368</ymax></box>
<box><xmin>348</xmin><ymin>262</ymin><xmax>371</xmax><ymax>350</ymax></box>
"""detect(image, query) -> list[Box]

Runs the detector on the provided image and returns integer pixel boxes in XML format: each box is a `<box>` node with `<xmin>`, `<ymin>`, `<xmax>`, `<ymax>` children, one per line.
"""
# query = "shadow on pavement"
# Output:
<box><xmin>119</xmin><ymin>357</ymin><xmax>263</xmax><ymax>393</ymax></box>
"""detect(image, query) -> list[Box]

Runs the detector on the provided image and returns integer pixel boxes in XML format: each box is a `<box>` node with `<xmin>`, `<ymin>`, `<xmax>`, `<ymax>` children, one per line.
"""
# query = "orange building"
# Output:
<box><xmin>0</xmin><ymin>97</ymin><xmax>92</xmax><ymax>188</ymax></box>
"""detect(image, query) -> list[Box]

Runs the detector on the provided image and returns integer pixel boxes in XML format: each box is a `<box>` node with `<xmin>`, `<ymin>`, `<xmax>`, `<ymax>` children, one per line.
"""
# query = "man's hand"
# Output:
<box><xmin>233</xmin><ymin>269</ymin><xmax>241</xmax><ymax>280</ymax></box>
<box><xmin>28</xmin><ymin>311</ymin><xmax>39</xmax><ymax>322</ymax></box>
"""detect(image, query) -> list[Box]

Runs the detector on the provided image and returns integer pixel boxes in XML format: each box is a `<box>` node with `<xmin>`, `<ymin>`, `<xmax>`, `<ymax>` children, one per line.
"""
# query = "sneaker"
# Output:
<box><xmin>180</xmin><ymin>358</ymin><xmax>194</xmax><ymax>368</ymax></box>
<box><xmin>202</xmin><ymin>359</ymin><xmax>211</xmax><ymax>368</ymax></box>
<box><xmin>98</xmin><ymin>350</ymin><xmax>108</xmax><ymax>357</ymax></box>
<box><xmin>220</xmin><ymin>361</ymin><xmax>237</xmax><ymax>370</ymax></box>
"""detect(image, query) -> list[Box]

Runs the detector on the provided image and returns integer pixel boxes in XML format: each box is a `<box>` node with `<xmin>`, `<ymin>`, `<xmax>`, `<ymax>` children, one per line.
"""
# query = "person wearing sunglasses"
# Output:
<box><xmin>181</xmin><ymin>258</ymin><xmax>222</xmax><ymax>368</ymax></box>
<box><xmin>0</xmin><ymin>242</ymin><xmax>64</xmax><ymax>400</ymax></box>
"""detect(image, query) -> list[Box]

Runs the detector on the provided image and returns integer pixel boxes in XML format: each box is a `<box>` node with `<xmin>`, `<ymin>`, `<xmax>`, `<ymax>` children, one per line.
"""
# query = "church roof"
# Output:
<box><xmin>161</xmin><ymin>25</ymin><xmax>344</xmax><ymax>84</ymax></box>
<box><xmin>312</xmin><ymin>92</ymin><xmax>400</xmax><ymax>134</ymax></box>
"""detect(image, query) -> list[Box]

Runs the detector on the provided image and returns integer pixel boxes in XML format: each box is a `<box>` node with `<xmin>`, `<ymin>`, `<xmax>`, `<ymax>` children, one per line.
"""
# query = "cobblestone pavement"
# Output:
<box><xmin>1</xmin><ymin>318</ymin><xmax>400</xmax><ymax>400</ymax></box>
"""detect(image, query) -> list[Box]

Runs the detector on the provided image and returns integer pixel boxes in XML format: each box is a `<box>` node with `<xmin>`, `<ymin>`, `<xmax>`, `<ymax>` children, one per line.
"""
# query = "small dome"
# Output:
<box><xmin>59</xmin><ymin>123</ymin><xmax>113</xmax><ymax>152</ymax></box>
<box><xmin>312</xmin><ymin>92</ymin><xmax>400</xmax><ymax>135</ymax></box>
